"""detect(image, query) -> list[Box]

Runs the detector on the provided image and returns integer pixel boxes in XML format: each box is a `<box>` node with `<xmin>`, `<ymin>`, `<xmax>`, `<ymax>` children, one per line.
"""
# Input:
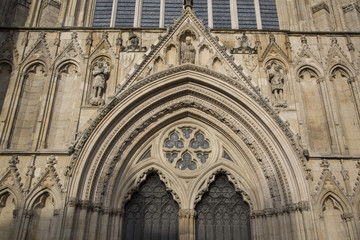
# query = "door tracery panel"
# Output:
<box><xmin>122</xmin><ymin>173</ymin><xmax>179</xmax><ymax>240</ymax></box>
<box><xmin>195</xmin><ymin>174</ymin><xmax>251</xmax><ymax>240</ymax></box>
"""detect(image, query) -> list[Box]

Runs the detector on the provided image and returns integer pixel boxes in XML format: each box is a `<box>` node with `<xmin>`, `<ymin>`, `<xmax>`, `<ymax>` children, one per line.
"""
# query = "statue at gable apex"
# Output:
<box><xmin>183</xmin><ymin>0</ymin><xmax>193</xmax><ymax>9</ymax></box>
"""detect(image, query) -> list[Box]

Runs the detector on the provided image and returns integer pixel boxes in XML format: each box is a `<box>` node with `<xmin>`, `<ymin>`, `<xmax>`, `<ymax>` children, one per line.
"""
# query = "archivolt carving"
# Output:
<box><xmin>69</xmin><ymin>66</ymin><xmax>306</xmax><ymax>209</ymax></box>
<box><xmin>94</xmin><ymin>97</ymin><xmax>284</xmax><ymax>206</ymax></box>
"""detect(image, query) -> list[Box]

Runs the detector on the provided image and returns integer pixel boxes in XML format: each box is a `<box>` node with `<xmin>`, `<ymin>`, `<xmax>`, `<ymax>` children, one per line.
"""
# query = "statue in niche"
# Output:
<box><xmin>181</xmin><ymin>36</ymin><xmax>195</xmax><ymax>64</ymax></box>
<box><xmin>268</xmin><ymin>64</ymin><xmax>286</xmax><ymax>107</ymax></box>
<box><xmin>90</xmin><ymin>60</ymin><xmax>110</xmax><ymax>106</ymax></box>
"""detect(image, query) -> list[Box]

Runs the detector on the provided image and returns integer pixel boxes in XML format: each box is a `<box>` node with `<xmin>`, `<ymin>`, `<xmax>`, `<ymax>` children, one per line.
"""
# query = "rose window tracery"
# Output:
<box><xmin>163</xmin><ymin>127</ymin><xmax>211</xmax><ymax>170</ymax></box>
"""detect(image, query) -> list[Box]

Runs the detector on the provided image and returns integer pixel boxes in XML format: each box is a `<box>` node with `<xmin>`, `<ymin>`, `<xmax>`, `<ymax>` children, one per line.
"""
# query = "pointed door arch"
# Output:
<box><xmin>195</xmin><ymin>174</ymin><xmax>251</xmax><ymax>240</ymax></box>
<box><xmin>122</xmin><ymin>173</ymin><xmax>179</xmax><ymax>240</ymax></box>
<box><xmin>67</xmin><ymin>65</ymin><xmax>310</xmax><ymax>239</ymax></box>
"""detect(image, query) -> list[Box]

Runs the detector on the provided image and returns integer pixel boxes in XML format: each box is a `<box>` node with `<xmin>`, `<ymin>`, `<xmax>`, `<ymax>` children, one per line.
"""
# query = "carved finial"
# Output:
<box><xmin>102</xmin><ymin>31</ymin><xmax>108</xmax><ymax>39</ymax></box>
<box><xmin>86</xmin><ymin>32</ymin><xmax>93</xmax><ymax>46</ymax></box>
<box><xmin>269</xmin><ymin>34</ymin><xmax>276</xmax><ymax>43</ymax></box>
<box><xmin>303</xmin><ymin>149</ymin><xmax>309</xmax><ymax>161</ymax></box>
<box><xmin>331</xmin><ymin>37</ymin><xmax>338</xmax><ymax>45</ymax></box>
<box><xmin>47</xmin><ymin>155</ymin><xmax>57</xmax><ymax>166</ymax></box>
<box><xmin>71</xmin><ymin>32</ymin><xmax>78</xmax><ymax>39</ymax></box>
<box><xmin>183</xmin><ymin>0</ymin><xmax>193</xmax><ymax>9</ymax></box>
<box><xmin>9</xmin><ymin>155</ymin><xmax>19</xmax><ymax>167</ymax></box>
<box><xmin>301</xmin><ymin>35</ymin><xmax>307</xmax><ymax>45</ymax></box>
<box><xmin>347</xmin><ymin>42</ymin><xmax>355</xmax><ymax>52</ymax></box>
<box><xmin>320</xmin><ymin>158</ymin><xmax>330</xmax><ymax>168</ymax></box>
<box><xmin>39</xmin><ymin>32</ymin><xmax>46</xmax><ymax>40</ymax></box>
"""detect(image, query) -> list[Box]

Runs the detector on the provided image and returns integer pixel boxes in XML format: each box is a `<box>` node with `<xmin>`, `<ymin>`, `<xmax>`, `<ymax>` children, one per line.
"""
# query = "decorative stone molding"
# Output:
<box><xmin>343</xmin><ymin>4</ymin><xmax>355</xmax><ymax>14</ymax></box>
<box><xmin>68</xmin><ymin>198</ymin><xmax>78</xmax><ymax>207</ymax></box>
<box><xmin>0</xmin><ymin>155</ymin><xmax>23</xmax><ymax>192</ymax></box>
<box><xmin>230</xmin><ymin>33</ymin><xmax>257</xmax><ymax>54</ymax></box>
<box><xmin>23</xmin><ymin>209</ymin><xmax>34</xmax><ymax>218</ymax></box>
<box><xmin>341</xmin><ymin>212</ymin><xmax>354</xmax><ymax>220</ymax></box>
<box><xmin>41</xmin><ymin>0</ymin><xmax>61</xmax><ymax>9</ymax></box>
<box><xmin>250</xmin><ymin>201</ymin><xmax>310</xmax><ymax>218</ymax></box>
<box><xmin>21</xmin><ymin>32</ymin><xmax>52</xmax><ymax>66</ymax></box>
<box><xmin>178</xmin><ymin>209</ymin><xmax>197</xmax><ymax>218</ymax></box>
<box><xmin>312</xmin><ymin>2</ymin><xmax>330</xmax><ymax>14</ymax></box>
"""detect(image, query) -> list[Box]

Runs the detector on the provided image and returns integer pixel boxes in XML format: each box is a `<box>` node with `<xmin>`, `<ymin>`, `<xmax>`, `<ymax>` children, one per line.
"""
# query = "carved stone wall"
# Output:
<box><xmin>0</xmin><ymin>2</ymin><xmax>359</xmax><ymax>240</ymax></box>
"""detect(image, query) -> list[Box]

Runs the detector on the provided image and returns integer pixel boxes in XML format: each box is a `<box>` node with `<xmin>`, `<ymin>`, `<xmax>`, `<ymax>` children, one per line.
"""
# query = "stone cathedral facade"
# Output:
<box><xmin>0</xmin><ymin>0</ymin><xmax>360</xmax><ymax>239</ymax></box>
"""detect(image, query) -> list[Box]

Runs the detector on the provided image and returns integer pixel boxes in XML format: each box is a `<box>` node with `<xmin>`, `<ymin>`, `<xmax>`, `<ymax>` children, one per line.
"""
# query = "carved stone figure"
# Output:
<box><xmin>90</xmin><ymin>60</ymin><xmax>110</xmax><ymax>106</ymax></box>
<box><xmin>181</xmin><ymin>36</ymin><xmax>195</xmax><ymax>64</ymax></box>
<box><xmin>240</xmin><ymin>33</ymin><xmax>249</xmax><ymax>48</ymax></box>
<box><xmin>269</xmin><ymin>65</ymin><xmax>284</xmax><ymax>101</ymax></box>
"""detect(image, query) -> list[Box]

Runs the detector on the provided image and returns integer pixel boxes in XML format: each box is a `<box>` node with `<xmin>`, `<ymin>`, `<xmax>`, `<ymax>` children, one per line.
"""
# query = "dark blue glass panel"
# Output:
<box><xmin>115</xmin><ymin>0</ymin><xmax>135</xmax><ymax>27</ymax></box>
<box><xmin>141</xmin><ymin>0</ymin><xmax>160</xmax><ymax>27</ymax></box>
<box><xmin>165</xmin><ymin>0</ymin><xmax>183</xmax><ymax>26</ymax></box>
<box><xmin>237</xmin><ymin>0</ymin><xmax>257</xmax><ymax>29</ymax></box>
<box><xmin>193</xmin><ymin>0</ymin><xmax>208</xmax><ymax>26</ymax></box>
<box><xmin>259</xmin><ymin>0</ymin><xmax>279</xmax><ymax>29</ymax></box>
<box><xmin>213</xmin><ymin>0</ymin><xmax>231</xmax><ymax>29</ymax></box>
<box><xmin>93</xmin><ymin>0</ymin><xmax>113</xmax><ymax>27</ymax></box>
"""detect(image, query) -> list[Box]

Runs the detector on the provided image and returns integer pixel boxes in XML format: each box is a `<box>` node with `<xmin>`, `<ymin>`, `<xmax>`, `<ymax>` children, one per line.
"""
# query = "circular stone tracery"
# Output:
<box><xmin>163</xmin><ymin>126</ymin><xmax>211</xmax><ymax>170</ymax></box>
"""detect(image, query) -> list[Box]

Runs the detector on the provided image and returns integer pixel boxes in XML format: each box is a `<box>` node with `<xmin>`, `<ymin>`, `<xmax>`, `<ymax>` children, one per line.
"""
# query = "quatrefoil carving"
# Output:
<box><xmin>163</xmin><ymin>127</ymin><xmax>211</xmax><ymax>170</ymax></box>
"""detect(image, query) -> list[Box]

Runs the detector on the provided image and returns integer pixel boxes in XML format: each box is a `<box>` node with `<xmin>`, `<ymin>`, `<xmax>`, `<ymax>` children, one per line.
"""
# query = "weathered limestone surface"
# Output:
<box><xmin>0</xmin><ymin>1</ymin><xmax>360</xmax><ymax>239</ymax></box>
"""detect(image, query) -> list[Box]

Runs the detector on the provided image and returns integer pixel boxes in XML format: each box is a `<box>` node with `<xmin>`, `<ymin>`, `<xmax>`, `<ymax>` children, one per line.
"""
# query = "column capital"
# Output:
<box><xmin>178</xmin><ymin>209</ymin><xmax>197</xmax><ymax>218</ymax></box>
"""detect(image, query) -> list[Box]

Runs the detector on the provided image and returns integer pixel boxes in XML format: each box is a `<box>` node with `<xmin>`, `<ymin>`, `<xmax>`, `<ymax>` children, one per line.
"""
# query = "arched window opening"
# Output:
<box><xmin>299</xmin><ymin>68</ymin><xmax>331</xmax><ymax>153</ymax></box>
<box><xmin>141</xmin><ymin>0</ymin><xmax>160</xmax><ymax>27</ymax></box>
<box><xmin>212</xmin><ymin>1</ymin><xmax>231</xmax><ymax>29</ymax></box>
<box><xmin>195</xmin><ymin>174</ymin><xmax>251</xmax><ymax>240</ymax></box>
<box><xmin>46</xmin><ymin>63</ymin><xmax>79</xmax><ymax>150</ymax></box>
<box><xmin>322</xmin><ymin>196</ymin><xmax>347</xmax><ymax>240</ymax></box>
<box><xmin>115</xmin><ymin>0</ymin><xmax>136</xmax><ymax>27</ymax></box>
<box><xmin>0</xmin><ymin>62</ymin><xmax>12</xmax><ymax>114</ymax></box>
<box><xmin>259</xmin><ymin>0</ymin><xmax>279</xmax><ymax>29</ymax></box>
<box><xmin>10</xmin><ymin>63</ymin><xmax>46</xmax><ymax>150</ymax></box>
<box><xmin>122</xmin><ymin>173</ymin><xmax>179</xmax><ymax>239</ymax></box>
<box><xmin>0</xmin><ymin>193</ymin><xmax>16</xmax><ymax>239</ymax></box>
<box><xmin>27</xmin><ymin>193</ymin><xmax>56</xmax><ymax>240</ymax></box>
<box><xmin>331</xmin><ymin>68</ymin><xmax>360</xmax><ymax>154</ymax></box>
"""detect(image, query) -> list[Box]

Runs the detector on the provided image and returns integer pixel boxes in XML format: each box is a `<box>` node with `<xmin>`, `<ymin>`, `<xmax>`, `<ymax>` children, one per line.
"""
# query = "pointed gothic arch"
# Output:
<box><xmin>66</xmin><ymin>65</ymin><xmax>310</xmax><ymax>239</ymax></box>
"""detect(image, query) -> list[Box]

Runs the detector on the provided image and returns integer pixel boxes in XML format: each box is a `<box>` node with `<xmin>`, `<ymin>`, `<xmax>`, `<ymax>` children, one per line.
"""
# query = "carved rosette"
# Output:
<box><xmin>162</xmin><ymin>125</ymin><xmax>212</xmax><ymax>171</ymax></box>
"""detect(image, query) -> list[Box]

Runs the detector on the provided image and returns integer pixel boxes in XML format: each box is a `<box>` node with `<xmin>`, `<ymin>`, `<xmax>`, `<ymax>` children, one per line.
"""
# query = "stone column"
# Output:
<box><xmin>88</xmin><ymin>203</ymin><xmax>101</xmax><ymax>240</ymax></box>
<box><xmin>110</xmin><ymin>209</ymin><xmax>123</xmax><ymax>240</ymax></box>
<box><xmin>179</xmin><ymin>209</ymin><xmax>196</xmax><ymax>240</ymax></box>
<box><xmin>319</xmin><ymin>77</ymin><xmax>341</xmax><ymax>153</ymax></box>
<box><xmin>99</xmin><ymin>208</ymin><xmax>111</xmax><ymax>238</ymax></box>
<box><xmin>61</xmin><ymin>198</ymin><xmax>77</xmax><ymax>240</ymax></box>
<box><xmin>19</xmin><ymin>210</ymin><xmax>33</xmax><ymax>240</ymax></box>
<box><xmin>342</xmin><ymin>213</ymin><xmax>356</xmax><ymax>240</ymax></box>
<box><xmin>76</xmin><ymin>200</ymin><xmax>91</xmax><ymax>240</ymax></box>
<box><xmin>348</xmin><ymin>77</ymin><xmax>360</xmax><ymax>120</ymax></box>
